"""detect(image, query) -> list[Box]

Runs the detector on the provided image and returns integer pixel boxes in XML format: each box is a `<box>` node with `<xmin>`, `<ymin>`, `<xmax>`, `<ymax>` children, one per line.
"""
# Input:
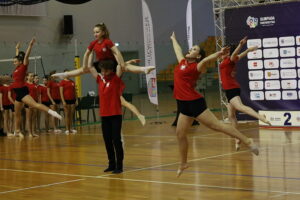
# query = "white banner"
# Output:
<box><xmin>259</xmin><ymin>110</ymin><xmax>300</xmax><ymax>127</ymax></box>
<box><xmin>186</xmin><ymin>0</ymin><xmax>193</xmax><ymax>49</ymax></box>
<box><xmin>142</xmin><ymin>0</ymin><xmax>158</xmax><ymax>105</ymax></box>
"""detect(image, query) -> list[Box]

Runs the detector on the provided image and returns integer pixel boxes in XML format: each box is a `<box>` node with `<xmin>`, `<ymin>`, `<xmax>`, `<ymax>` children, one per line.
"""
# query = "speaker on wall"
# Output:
<box><xmin>63</xmin><ymin>15</ymin><xmax>73</xmax><ymax>35</ymax></box>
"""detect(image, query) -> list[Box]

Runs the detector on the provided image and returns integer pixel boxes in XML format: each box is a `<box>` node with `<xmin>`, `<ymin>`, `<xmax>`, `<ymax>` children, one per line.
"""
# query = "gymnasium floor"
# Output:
<box><xmin>0</xmin><ymin>93</ymin><xmax>300</xmax><ymax>200</ymax></box>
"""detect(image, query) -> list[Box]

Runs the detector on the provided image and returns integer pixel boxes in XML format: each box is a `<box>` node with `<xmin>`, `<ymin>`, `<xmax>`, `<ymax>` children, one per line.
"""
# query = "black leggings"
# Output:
<box><xmin>101</xmin><ymin>115</ymin><xmax>123</xmax><ymax>170</ymax></box>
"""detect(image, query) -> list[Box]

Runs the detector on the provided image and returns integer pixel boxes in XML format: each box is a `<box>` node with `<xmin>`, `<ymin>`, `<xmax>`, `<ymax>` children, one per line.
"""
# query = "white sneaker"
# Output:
<box><xmin>71</xmin><ymin>129</ymin><xmax>77</xmax><ymax>134</ymax></box>
<box><xmin>65</xmin><ymin>130</ymin><xmax>70</xmax><ymax>135</ymax></box>
<box><xmin>137</xmin><ymin>115</ymin><xmax>146</xmax><ymax>126</ymax></box>
<box><xmin>54</xmin><ymin>129</ymin><xmax>62</xmax><ymax>134</ymax></box>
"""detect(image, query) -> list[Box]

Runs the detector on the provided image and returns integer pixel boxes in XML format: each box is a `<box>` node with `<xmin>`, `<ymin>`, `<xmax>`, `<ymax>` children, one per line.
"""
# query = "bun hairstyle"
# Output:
<box><xmin>94</xmin><ymin>23</ymin><xmax>110</xmax><ymax>39</ymax></box>
<box><xmin>196</xmin><ymin>46</ymin><xmax>206</xmax><ymax>62</ymax></box>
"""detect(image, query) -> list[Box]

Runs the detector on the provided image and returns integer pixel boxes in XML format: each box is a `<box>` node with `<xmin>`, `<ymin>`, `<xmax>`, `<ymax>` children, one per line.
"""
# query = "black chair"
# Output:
<box><xmin>122</xmin><ymin>93</ymin><xmax>134</xmax><ymax>119</ymax></box>
<box><xmin>76</xmin><ymin>96</ymin><xmax>96</xmax><ymax>124</ymax></box>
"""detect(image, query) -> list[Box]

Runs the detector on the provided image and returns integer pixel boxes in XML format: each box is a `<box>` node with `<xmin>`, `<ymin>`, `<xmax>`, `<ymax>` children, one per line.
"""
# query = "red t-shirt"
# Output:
<box><xmin>59</xmin><ymin>79</ymin><xmax>76</xmax><ymax>100</ymax></box>
<box><xmin>97</xmin><ymin>73</ymin><xmax>124</xmax><ymax>117</ymax></box>
<box><xmin>8</xmin><ymin>85</ymin><xmax>16</xmax><ymax>101</ymax></box>
<box><xmin>39</xmin><ymin>84</ymin><xmax>50</xmax><ymax>102</ymax></box>
<box><xmin>219</xmin><ymin>57</ymin><xmax>240</xmax><ymax>90</ymax></box>
<box><xmin>26</xmin><ymin>82</ymin><xmax>38</xmax><ymax>101</ymax></box>
<box><xmin>47</xmin><ymin>80</ymin><xmax>61</xmax><ymax>100</ymax></box>
<box><xmin>11</xmin><ymin>64</ymin><xmax>28</xmax><ymax>88</ymax></box>
<box><xmin>0</xmin><ymin>85</ymin><xmax>11</xmax><ymax>106</ymax></box>
<box><xmin>88</xmin><ymin>39</ymin><xmax>115</xmax><ymax>61</ymax></box>
<box><xmin>173</xmin><ymin>59</ymin><xmax>203</xmax><ymax>101</ymax></box>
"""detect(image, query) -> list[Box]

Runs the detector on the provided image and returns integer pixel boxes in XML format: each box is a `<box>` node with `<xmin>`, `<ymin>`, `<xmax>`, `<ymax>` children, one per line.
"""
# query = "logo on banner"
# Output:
<box><xmin>281</xmin><ymin>69</ymin><xmax>297</xmax><ymax>79</ymax></box>
<box><xmin>265</xmin><ymin>70</ymin><xmax>279</xmax><ymax>79</ymax></box>
<box><xmin>147</xmin><ymin>77</ymin><xmax>157</xmax><ymax>97</ymax></box>
<box><xmin>260</xmin><ymin>16</ymin><xmax>275</xmax><ymax>27</ymax></box>
<box><xmin>280</xmin><ymin>47</ymin><xmax>295</xmax><ymax>57</ymax></box>
<box><xmin>249</xmin><ymin>81</ymin><xmax>263</xmax><ymax>90</ymax></box>
<box><xmin>250</xmin><ymin>91</ymin><xmax>264</xmax><ymax>100</ymax></box>
<box><xmin>264</xmin><ymin>59</ymin><xmax>279</xmax><ymax>69</ymax></box>
<box><xmin>249</xmin><ymin>70</ymin><xmax>263</xmax><ymax>80</ymax></box>
<box><xmin>280</xmin><ymin>58</ymin><xmax>296</xmax><ymax>68</ymax></box>
<box><xmin>246</xmin><ymin>16</ymin><xmax>258</xmax><ymax>28</ymax></box>
<box><xmin>282</xmin><ymin>91</ymin><xmax>297</xmax><ymax>100</ymax></box>
<box><xmin>265</xmin><ymin>91</ymin><xmax>281</xmax><ymax>100</ymax></box>
<box><xmin>263</xmin><ymin>38</ymin><xmax>278</xmax><ymax>48</ymax></box>
<box><xmin>265</xmin><ymin>80</ymin><xmax>280</xmax><ymax>90</ymax></box>
<box><xmin>263</xmin><ymin>48</ymin><xmax>279</xmax><ymax>58</ymax></box>
<box><xmin>279</xmin><ymin>36</ymin><xmax>295</xmax><ymax>46</ymax></box>
<box><xmin>282</xmin><ymin>80</ymin><xmax>297</xmax><ymax>89</ymax></box>
<box><xmin>248</xmin><ymin>60</ymin><xmax>263</xmax><ymax>70</ymax></box>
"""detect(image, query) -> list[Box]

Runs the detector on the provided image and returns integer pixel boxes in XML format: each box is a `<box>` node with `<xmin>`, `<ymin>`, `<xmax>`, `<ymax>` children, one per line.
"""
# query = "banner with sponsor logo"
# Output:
<box><xmin>225</xmin><ymin>2</ymin><xmax>300</xmax><ymax>121</ymax></box>
<box><xmin>186</xmin><ymin>0</ymin><xmax>193</xmax><ymax>49</ymax></box>
<box><xmin>142</xmin><ymin>0</ymin><xmax>158</xmax><ymax>105</ymax></box>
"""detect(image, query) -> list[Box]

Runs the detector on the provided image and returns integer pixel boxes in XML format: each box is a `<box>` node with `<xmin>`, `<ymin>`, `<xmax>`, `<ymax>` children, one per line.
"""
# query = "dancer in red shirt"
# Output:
<box><xmin>171</xmin><ymin>32</ymin><xmax>259</xmax><ymax>177</ymax></box>
<box><xmin>59</xmin><ymin>70</ymin><xmax>78</xmax><ymax>135</ymax></box>
<box><xmin>0</xmin><ymin>75</ymin><xmax>14</xmax><ymax>136</ymax></box>
<box><xmin>12</xmin><ymin>39</ymin><xmax>61</xmax><ymax>138</ymax></box>
<box><xmin>219</xmin><ymin>37</ymin><xmax>271</xmax><ymax>150</ymax></box>
<box><xmin>38</xmin><ymin>76</ymin><xmax>51</xmax><ymax>132</ymax></box>
<box><xmin>25</xmin><ymin>72</ymin><xmax>39</xmax><ymax>137</ymax></box>
<box><xmin>85</xmin><ymin>54</ymin><xmax>125</xmax><ymax>173</ymax></box>
<box><xmin>47</xmin><ymin>71</ymin><xmax>62</xmax><ymax>133</ymax></box>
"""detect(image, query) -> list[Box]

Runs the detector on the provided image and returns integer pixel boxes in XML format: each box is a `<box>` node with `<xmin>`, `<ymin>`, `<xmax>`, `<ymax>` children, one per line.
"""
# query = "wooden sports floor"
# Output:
<box><xmin>0</xmin><ymin>93</ymin><xmax>300</xmax><ymax>200</ymax></box>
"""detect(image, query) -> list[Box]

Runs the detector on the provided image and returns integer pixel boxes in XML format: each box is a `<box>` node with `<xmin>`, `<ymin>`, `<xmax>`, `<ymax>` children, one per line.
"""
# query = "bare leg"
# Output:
<box><xmin>230</xmin><ymin>96</ymin><xmax>271</xmax><ymax>125</ymax></box>
<box><xmin>22</xmin><ymin>95</ymin><xmax>62</xmax><ymax>119</ymax></box>
<box><xmin>52</xmin><ymin>68</ymin><xmax>88</xmax><ymax>79</ymax></box>
<box><xmin>63</xmin><ymin>104</ymin><xmax>70</xmax><ymax>134</ymax></box>
<box><xmin>176</xmin><ymin>113</ymin><xmax>194</xmax><ymax>177</ymax></box>
<box><xmin>70</xmin><ymin>104</ymin><xmax>76</xmax><ymax>133</ymax></box>
<box><xmin>44</xmin><ymin>110</ymin><xmax>50</xmax><ymax>133</ymax></box>
<box><xmin>226</xmin><ymin>103</ymin><xmax>240</xmax><ymax>151</ymax></box>
<box><xmin>195</xmin><ymin>109</ymin><xmax>259</xmax><ymax>155</ymax></box>
<box><xmin>120</xmin><ymin>96</ymin><xmax>145</xmax><ymax>126</ymax></box>
<box><xmin>14</xmin><ymin>101</ymin><xmax>24</xmax><ymax>138</ymax></box>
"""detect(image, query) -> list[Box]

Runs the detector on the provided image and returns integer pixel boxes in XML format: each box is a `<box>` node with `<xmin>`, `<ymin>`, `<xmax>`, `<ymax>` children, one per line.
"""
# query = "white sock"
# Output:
<box><xmin>48</xmin><ymin>109</ymin><xmax>62</xmax><ymax>120</ymax></box>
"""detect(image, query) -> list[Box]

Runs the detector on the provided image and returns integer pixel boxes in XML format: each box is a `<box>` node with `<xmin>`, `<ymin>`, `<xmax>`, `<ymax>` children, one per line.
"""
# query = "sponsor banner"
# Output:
<box><xmin>250</xmin><ymin>91</ymin><xmax>264</xmax><ymax>100</ymax></box>
<box><xmin>248</xmin><ymin>60</ymin><xmax>263</xmax><ymax>70</ymax></box>
<box><xmin>281</xmin><ymin>80</ymin><xmax>297</xmax><ymax>89</ymax></box>
<box><xmin>259</xmin><ymin>110</ymin><xmax>300</xmax><ymax>127</ymax></box>
<box><xmin>280</xmin><ymin>69</ymin><xmax>297</xmax><ymax>79</ymax></box>
<box><xmin>186</xmin><ymin>0</ymin><xmax>193</xmax><ymax>49</ymax></box>
<box><xmin>265</xmin><ymin>80</ymin><xmax>281</xmax><ymax>90</ymax></box>
<box><xmin>264</xmin><ymin>59</ymin><xmax>279</xmax><ymax>69</ymax></box>
<box><xmin>298</xmin><ymin>69</ymin><xmax>300</xmax><ymax>78</ymax></box>
<box><xmin>282</xmin><ymin>90</ymin><xmax>297</xmax><ymax>100</ymax></box>
<box><xmin>296</xmin><ymin>36</ymin><xmax>300</xmax><ymax>45</ymax></box>
<box><xmin>265</xmin><ymin>91</ymin><xmax>281</xmax><ymax>100</ymax></box>
<box><xmin>280</xmin><ymin>47</ymin><xmax>296</xmax><ymax>57</ymax></box>
<box><xmin>247</xmin><ymin>39</ymin><xmax>262</xmax><ymax>48</ymax></box>
<box><xmin>142</xmin><ymin>0</ymin><xmax>158</xmax><ymax>105</ymax></box>
<box><xmin>297</xmin><ymin>47</ymin><xmax>300</xmax><ymax>56</ymax></box>
<box><xmin>247</xmin><ymin>49</ymin><xmax>262</xmax><ymax>59</ymax></box>
<box><xmin>248</xmin><ymin>70</ymin><xmax>264</xmax><ymax>80</ymax></box>
<box><xmin>263</xmin><ymin>48</ymin><xmax>279</xmax><ymax>58</ymax></box>
<box><xmin>280</xmin><ymin>58</ymin><xmax>296</xmax><ymax>68</ymax></box>
<box><xmin>279</xmin><ymin>36</ymin><xmax>295</xmax><ymax>46</ymax></box>
<box><xmin>262</xmin><ymin>37</ymin><xmax>278</xmax><ymax>48</ymax></box>
<box><xmin>249</xmin><ymin>81</ymin><xmax>264</xmax><ymax>90</ymax></box>
<box><xmin>264</xmin><ymin>70</ymin><xmax>279</xmax><ymax>79</ymax></box>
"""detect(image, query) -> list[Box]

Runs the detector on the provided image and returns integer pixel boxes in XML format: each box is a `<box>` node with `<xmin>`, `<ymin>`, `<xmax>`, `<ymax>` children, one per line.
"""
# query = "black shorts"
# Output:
<box><xmin>53</xmin><ymin>99</ymin><xmax>61</xmax><ymax>105</ymax></box>
<box><xmin>177</xmin><ymin>98</ymin><xmax>207</xmax><ymax>118</ymax></box>
<box><xmin>65</xmin><ymin>99</ymin><xmax>76</xmax><ymax>105</ymax></box>
<box><xmin>3</xmin><ymin>104</ymin><xmax>14</xmax><ymax>112</ymax></box>
<box><xmin>225</xmin><ymin>88</ymin><xmax>240</xmax><ymax>102</ymax></box>
<box><xmin>42</xmin><ymin>101</ymin><xmax>51</xmax><ymax>107</ymax></box>
<box><xmin>13</xmin><ymin>87</ymin><xmax>29</xmax><ymax>102</ymax></box>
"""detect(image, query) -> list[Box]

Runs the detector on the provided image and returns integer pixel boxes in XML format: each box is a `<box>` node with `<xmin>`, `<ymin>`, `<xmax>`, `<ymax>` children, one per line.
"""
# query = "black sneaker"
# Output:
<box><xmin>112</xmin><ymin>169</ymin><xmax>123</xmax><ymax>174</ymax></box>
<box><xmin>103</xmin><ymin>167</ymin><xmax>115</xmax><ymax>172</ymax></box>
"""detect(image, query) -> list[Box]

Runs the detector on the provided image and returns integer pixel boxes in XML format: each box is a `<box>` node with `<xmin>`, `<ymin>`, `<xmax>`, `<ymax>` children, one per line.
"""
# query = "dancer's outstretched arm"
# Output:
<box><xmin>23</xmin><ymin>38</ymin><xmax>35</xmax><ymax>66</ymax></box>
<box><xmin>238</xmin><ymin>46</ymin><xmax>258</xmax><ymax>60</ymax></box>
<box><xmin>170</xmin><ymin>32</ymin><xmax>184</xmax><ymax>62</ymax></box>
<box><xmin>197</xmin><ymin>47</ymin><xmax>230</xmax><ymax>72</ymax></box>
<box><xmin>230</xmin><ymin>36</ymin><xmax>247</xmax><ymax>61</ymax></box>
<box><xmin>15</xmin><ymin>42</ymin><xmax>20</xmax><ymax>56</ymax></box>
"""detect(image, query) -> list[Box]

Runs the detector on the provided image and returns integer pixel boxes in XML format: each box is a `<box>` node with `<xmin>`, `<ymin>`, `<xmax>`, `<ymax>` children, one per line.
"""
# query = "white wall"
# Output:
<box><xmin>0</xmin><ymin>0</ymin><xmax>215</xmax><ymax>94</ymax></box>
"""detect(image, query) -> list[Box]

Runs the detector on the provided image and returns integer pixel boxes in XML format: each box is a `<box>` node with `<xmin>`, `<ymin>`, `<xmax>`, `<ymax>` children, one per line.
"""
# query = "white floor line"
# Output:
<box><xmin>0</xmin><ymin>178</ymin><xmax>84</xmax><ymax>194</ymax></box>
<box><xmin>0</xmin><ymin>169</ymin><xmax>95</xmax><ymax>178</ymax></box>
<box><xmin>97</xmin><ymin>176</ymin><xmax>300</xmax><ymax>196</ymax></box>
